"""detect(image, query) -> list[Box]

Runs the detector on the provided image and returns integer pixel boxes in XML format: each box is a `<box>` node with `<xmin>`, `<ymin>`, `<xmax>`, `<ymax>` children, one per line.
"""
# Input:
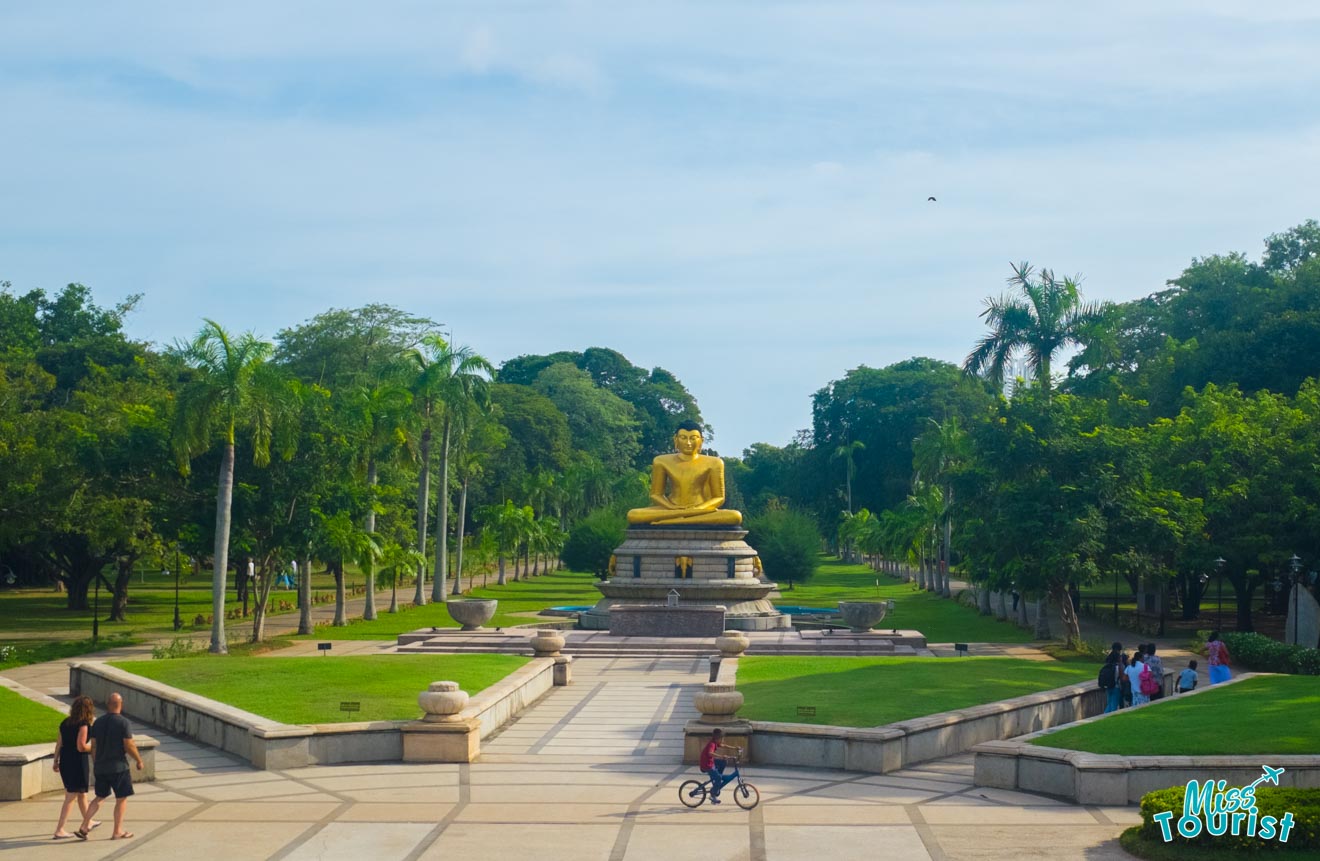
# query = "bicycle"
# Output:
<box><xmin>679</xmin><ymin>757</ymin><xmax>760</xmax><ymax>809</ymax></box>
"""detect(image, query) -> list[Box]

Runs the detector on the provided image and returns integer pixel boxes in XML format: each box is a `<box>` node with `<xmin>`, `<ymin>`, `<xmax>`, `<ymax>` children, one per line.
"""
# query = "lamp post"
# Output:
<box><xmin>1113</xmin><ymin>571</ymin><xmax>1120</xmax><ymax>625</ymax></box>
<box><xmin>92</xmin><ymin>575</ymin><xmax>100</xmax><ymax>645</ymax></box>
<box><xmin>1197</xmin><ymin>572</ymin><xmax>1209</xmax><ymax>620</ymax></box>
<box><xmin>1215</xmin><ymin>557</ymin><xmax>1226</xmax><ymax>630</ymax></box>
<box><xmin>173</xmin><ymin>548</ymin><xmax>183</xmax><ymax>631</ymax></box>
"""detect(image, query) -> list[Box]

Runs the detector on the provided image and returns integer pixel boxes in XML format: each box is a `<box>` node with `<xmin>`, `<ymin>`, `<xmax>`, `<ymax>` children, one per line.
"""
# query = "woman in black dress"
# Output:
<box><xmin>52</xmin><ymin>695</ymin><xmax>97</xmax><ymax>839</ymax></box>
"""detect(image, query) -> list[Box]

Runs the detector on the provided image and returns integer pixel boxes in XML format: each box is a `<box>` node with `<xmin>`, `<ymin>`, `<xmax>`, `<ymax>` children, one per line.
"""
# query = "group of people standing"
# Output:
<box><xmin>51</xmin><ymin>691</ymin><xmax>144</xmax><ymax>841</ymax></box>
<box><xmin>1098</xmin><ymin>633</ymin><xmax>1233</xmax><ymax>714</ymax></box>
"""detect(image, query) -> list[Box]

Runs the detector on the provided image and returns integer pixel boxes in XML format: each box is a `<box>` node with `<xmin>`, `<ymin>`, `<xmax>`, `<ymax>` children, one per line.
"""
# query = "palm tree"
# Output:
<box><xmin>832</xmin><ymin>440</ymin><xmax>865</xmax><ymax>514</ymax></box>
<box><xmin>479</xmin><ymin>500</ymin><xmax>533</xmax><ymax>586</ymax></box>
<box><xmin>380</xmin><ymin>541</ymin><xmax>426</xmax><ymax>614</ymax></box>
<box><xmin>451</xmin><ymin>448</ymin><xmax>484</xmax><ymax>596</ymax></box>
<box><xmin>348</xmin><ymin>381</ymin><xmax>412</xmax><ymax>621</ymax></box>
<box><xmin>912</xmin><ymin>418</ymin><xmax>968</xmax><ymax>599</ymax></box>
<box><xmin>314</xmin><ymin>510</ymin><xmax>379</xmax><ymax>627</ymax></box>
<box><xmin>173</xmin><ymin>320</ymin><xmax>289</xmax><ymax>654</ymax></box>
<box><xmin>409</xmin><ymin>336</ymin><xmax>494</xmax><ymax>605</ymax></box>
<box><xmin>964</xmin><ymin>262</ymin><xmax>1104</xmax><ymax>395</ymax></box>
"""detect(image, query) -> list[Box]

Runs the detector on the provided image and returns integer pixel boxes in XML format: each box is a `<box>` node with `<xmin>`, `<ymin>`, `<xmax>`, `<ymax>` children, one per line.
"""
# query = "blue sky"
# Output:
<box><xmin>3</xmin><ymin>2</ymin><xmax>1319</xmax><ymax>454</ymax></box>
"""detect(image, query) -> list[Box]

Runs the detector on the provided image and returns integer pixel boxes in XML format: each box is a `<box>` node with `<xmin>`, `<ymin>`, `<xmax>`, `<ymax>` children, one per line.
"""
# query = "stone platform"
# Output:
<box><xmin>578</xmin><ymin>525</ymin><xmax>790</xmax><ymax>631</ymax></box>
<box><xmin>396</xmin><ymin>627</ymin><xmax>930</xmax><ymax>658</ymax></box>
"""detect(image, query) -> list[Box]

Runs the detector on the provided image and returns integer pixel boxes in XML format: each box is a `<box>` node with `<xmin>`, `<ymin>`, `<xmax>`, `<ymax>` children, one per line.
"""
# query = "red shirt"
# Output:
<box><xmin>700</xmin><ymin>740</ymin><xmax>719</xmax><ymax>771</ymax></box>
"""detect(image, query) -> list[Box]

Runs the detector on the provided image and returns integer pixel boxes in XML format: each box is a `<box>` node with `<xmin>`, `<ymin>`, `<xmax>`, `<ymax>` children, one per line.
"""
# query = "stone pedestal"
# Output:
<box><xmin>609</xmin><ymin>605</ymin><xmax>726</xmax><ymax>637</ymax></box>
<box><xmin>402</xmin><ymin>718</ymin><xmax>481</xmax><ymax>763</ymax></box>
<box><xmin>553</xmin><ymin>656</ymin><xmax>573</xmax><ymax>686</ymax></box>
<box><xmin>579</xmin><ymin>526</ymin><xmax>790</xmax><ymax>632</ymax></box>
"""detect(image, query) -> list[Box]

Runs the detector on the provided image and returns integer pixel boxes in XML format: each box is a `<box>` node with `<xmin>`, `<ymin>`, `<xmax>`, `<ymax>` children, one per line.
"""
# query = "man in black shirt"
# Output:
<box><xmin>76</xmin><ymin>692</ymin><xmax>144</xmax><ymax>841</ymax></box>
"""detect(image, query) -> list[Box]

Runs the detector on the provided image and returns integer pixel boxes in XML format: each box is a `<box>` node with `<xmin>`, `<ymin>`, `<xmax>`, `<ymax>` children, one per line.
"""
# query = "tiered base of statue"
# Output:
<box><xmin>578</xmin><ymin>526</ymin><xmax>791</xmax><ymax>633</ymax></box>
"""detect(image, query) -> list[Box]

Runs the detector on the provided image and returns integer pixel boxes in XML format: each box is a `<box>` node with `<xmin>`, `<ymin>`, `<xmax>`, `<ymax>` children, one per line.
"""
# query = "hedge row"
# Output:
<box><xmin>1222</xmin><ymin>632</ymin><xmax>1320</xmax><ymax>676</ymax></box>
<box><xmin>1140</xmin><ymin>786</ymin><xmax>1320</xmax><ymax>852</ymax></box>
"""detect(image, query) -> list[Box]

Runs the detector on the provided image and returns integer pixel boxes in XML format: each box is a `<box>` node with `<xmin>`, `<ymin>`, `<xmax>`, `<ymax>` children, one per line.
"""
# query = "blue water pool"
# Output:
<box><xmin>774</xmin><ymin>605</ymin><xmax>836</xmax><ymax>615</ymax></box>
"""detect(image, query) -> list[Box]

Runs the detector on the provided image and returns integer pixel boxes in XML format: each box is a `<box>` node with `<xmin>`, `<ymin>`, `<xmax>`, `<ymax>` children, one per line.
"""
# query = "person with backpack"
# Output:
<box><xmin>1098</xmin><ymin>642</ymin><xmax>1122</xmax><ymax>713</ymax></box>
<box><xmin>1125</xmin><ymin>650</ymin><xmax>1152</xmax><ymax>706</ymax></box>
<box><xmin>1143</xmin><ymin>643</ymin><xmax>1165</xmax><ymax>700</ymax></box>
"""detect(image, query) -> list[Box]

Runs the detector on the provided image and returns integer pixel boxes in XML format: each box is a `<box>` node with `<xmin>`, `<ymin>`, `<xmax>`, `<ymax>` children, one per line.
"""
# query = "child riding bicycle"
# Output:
<box><xmin>698</xmin><ymin>728</ymin><xmax>740</xmax><ymax>804</ymax></box>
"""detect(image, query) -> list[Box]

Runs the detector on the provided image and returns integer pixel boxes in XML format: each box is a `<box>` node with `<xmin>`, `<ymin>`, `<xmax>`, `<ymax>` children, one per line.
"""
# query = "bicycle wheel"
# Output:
<box><xmin>679</xmin><ymin>779</ymin><xmax>707</xmax><ymax>808</ymax></box>
<box><xmin>734</xmin><ymin>781</ymin><xmax>760</xmax><ymax>810</ymax></box>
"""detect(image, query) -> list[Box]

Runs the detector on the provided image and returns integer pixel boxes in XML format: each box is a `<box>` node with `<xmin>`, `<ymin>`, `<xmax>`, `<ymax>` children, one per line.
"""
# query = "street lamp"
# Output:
<box><xmin>1197</xmin><ymin>572</ymin><xmax>1209</xmax><ymax>620</ymax></box>
<box><xmin>1113</xmin><ymin>570</ymin><xmax>1120</xmax><ymax>625</ymax></box>
<box><xmin>1214</xmin><ymin>557</ymin><xmax>1226</xmax><ymax>630</ymax></box>
<box><xmin>173</xmin><ymin>548</ymin><xmax>183</xmax><ymax>631</ymax></box>
<box><xmin>92</xmin><ymin>575</ymin><xmax>100</xmax><ymax>645</ymax></box>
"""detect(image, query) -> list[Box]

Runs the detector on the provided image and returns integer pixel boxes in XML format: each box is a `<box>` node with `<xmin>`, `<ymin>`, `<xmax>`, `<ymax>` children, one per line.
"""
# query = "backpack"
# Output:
<box><xmin>1138</xmin><ymin>663</ymin><xmax>1160</xmax><ymax>695</ymax></box>
<box><xmin>1098</xmin><ymin>661</ymin><xmax>1117</xmax><ymax>689</ymax></box>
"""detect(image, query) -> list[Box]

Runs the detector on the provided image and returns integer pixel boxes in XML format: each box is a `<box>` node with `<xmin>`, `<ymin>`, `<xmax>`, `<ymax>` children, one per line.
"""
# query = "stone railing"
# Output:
<box><xmin>682</xmin><ymin>652</ymin><xmax>1173</xmax><ymax>774</ymax></box>
<box><xmin>972</xmin><ymin>674</ymin><xmax>1320</xmax><ymax>804</ymax></box>
<box><xmin>71</xmin><ymin>654</ymin><xmax>565</xmax><ymax>770</ymax></box>
<box><xmin>0</xmin><ymin>677</ymin><xmax>158</xmax><ymax>801</ymax></box>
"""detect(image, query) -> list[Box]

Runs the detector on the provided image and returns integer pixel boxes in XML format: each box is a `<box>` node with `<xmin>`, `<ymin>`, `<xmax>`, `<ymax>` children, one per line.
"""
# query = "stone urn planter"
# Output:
<box><xmin>837</xmin><ymin>600</ymin><xmax>889</xmax><ymax>633</ymax></box>
<box><xmin>447</xmin><ymin>599</ymin><xmax>497</xmax><ymax>631</ymax></box>
<box><xmin>715</xmin><ymin>629</ymin><xmax>750</xmax><ymax>657</ymax></box>
<box><xmin>693</xmin><ymin>682</ymin><xmax>744</xmax><ymax>722</ymax></box>
<box><xmin>530</xmin><ymin>628</ymin><xmax>566</xmax><ymax>657</ymax></box>
<box><xmin>418</xmin><ymin>681</ymin><xmax>469</xmax><ymax>722</ymax></box>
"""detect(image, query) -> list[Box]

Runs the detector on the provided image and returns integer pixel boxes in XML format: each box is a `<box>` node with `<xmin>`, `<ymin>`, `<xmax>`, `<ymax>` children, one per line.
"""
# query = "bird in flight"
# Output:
<box><xmin>927</xmin><ymin>196</ymin><xmax>937</xmax><ymax>202</ymax></box>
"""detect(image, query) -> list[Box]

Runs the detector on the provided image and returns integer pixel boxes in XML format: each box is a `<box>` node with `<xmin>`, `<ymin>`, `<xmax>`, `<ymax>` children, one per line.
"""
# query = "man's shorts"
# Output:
<box><xmin>93</xmin><ymin>770</ymin><xmax>134</xmax><ymax>799</ymax></box>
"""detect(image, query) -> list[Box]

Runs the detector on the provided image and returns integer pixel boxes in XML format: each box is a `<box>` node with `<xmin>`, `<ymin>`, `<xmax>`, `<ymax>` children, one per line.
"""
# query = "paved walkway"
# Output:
<box><xmin>0</xmin><ymin>655</ymin><xmax>1140</xmax><ymax>860</ymax></box>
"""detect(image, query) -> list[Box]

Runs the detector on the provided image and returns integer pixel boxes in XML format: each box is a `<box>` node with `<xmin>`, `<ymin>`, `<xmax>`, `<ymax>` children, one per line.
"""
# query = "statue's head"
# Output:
<box><xmin>673</xmin><ymin>420</ymin><xmax>704</xmax><ymax>456</ymax></box>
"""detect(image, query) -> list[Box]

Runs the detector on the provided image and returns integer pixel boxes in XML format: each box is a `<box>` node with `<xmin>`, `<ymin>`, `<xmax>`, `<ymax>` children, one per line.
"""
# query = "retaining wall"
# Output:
<box><xmin>972</xmin><ymin>674</ymin><xmax>1320</xmax><ymax>804</ymax></box>
<box><xmin>743</xmin><ymin>671</ymin><xmax>1172</xmax><ymax>774</ymax></box>
<box><xmin>70</xmin><ymin>656</ymin><xmax>556</xmax><ymax>770</ymax></box>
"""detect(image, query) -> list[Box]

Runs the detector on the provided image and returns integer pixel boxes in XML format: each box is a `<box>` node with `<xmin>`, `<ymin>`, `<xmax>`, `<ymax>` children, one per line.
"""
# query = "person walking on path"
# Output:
<box><xmin>76</xmin><ymin>692</ymin><xmax>144</xmax><ymax>841</ymax></box>
<box><xmin>1143</xmin><ymin>643</ymin><xmax>1165</xmax><ymax>700</ymax></box>
<box><xmin>1125</xmin><ymin>650</ymin><xmax>1151</xmax><ymax>706</ymax></box>
<box><xmin>1099</xmin><ymin>642</ymin><xmax>1122</xmax><ymax>713</ymax></box>
<box><xmin>51</xmin><ymin>695</ymin><xmax>99</xmax><ymax>839</ymax></box>
<box><xmin>1206</xmin><ymin>631</ymin><xmax>1232</xmax><ymax>684</ymax></box>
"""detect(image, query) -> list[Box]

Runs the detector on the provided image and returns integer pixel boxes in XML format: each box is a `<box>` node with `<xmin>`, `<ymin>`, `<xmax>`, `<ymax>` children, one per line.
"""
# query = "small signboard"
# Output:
<box><xmin>339</xmin><ymin>701</ymin><xmax>361</xmax><ymax>713</ymax></box>
<box><xmin>317</xmin><ymin>642</ymin><xmax>332</xmax><ymax>655</ymax></box>
<box><xmin>954</xmin><ymin>643</ymin><xmax>969</xmax><ymax>656</ymax></box>
<box><xmin>796</xmin><ymin>706</ymin><xmax>816</xmax><ymax>718</ymax></box>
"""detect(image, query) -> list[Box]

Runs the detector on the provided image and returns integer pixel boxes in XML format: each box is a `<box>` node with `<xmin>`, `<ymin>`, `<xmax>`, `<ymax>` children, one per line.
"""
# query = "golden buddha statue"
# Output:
<box><xmin>627</xmin><ymin>421</ymin><xmax>743</xmax><ymax>526</ymax></box>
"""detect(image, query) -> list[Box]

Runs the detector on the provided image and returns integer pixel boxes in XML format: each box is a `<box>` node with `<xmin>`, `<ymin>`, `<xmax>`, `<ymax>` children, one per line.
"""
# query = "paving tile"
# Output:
<box><xmin>765</xmin><ymin>824</ymin><xmax>931</xmax><ymax>860</ymax></box>
<box><xmin>190</xmin><ymin>801</ymin><xmax>342</xmax><ymax>821</ymax></box>
<box><xmin>624</xmin><ymin>824</ymin><xmax>751</xmax><ymax>861</ymax></box>
<box><xmin>281</xmin><ymin>822</ymin><xmax>434</xmax><ymax>861</ymax></box>
<box><xmin>106</xmin><ymin>821</ymin><xmax>309</xmax><ymax>861</ymax></box>
<box><xmin>335</xmin><ymin>802</ymin><xmax>454</xmax><ymax>822</ymax></box>
<box><xmin>416</xmin><ymin>823</ymin><xmax>618</xmax><ymax>861</ymax></box>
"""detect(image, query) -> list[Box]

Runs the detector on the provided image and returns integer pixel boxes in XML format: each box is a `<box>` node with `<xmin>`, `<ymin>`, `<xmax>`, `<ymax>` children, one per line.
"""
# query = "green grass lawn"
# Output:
<box><xmin>0</xmin><ymin>568</ymin><xmax>355</xmax><ymax>638</ymax></box>
<box><xmin>1033</xmin><ymin>675</ymin><xmax>1320</xmax><ymax>756</ymax></box>
<box><xmin>0</xmin><ymin>685</ymin><xmax>67</xmax><ymax>747</ymax></box>
<box><xmin>736</xmin><ymin>656</ymin><xmax>1094</xmax><ymax>727</ymax></box>
<box><xmin>778</xmin><ymin>558</ymin><xmax>1035</xmax><ymax>643</ymax></box>
<box><xmin>110</xmin><ymin>654</ymin><xmax>531</xmax><ymax>724</ymax></box>
<box><xmin>295</xmin><ymin>568</ymin><xmax>604</xmax><ymax>640</ymax></box>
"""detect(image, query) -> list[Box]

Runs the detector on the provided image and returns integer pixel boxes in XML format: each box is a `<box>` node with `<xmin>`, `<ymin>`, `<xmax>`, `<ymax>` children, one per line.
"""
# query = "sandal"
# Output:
<box><xmin>111</xmin><ymin>832</ymin><xmax>134</xmax><ymax>840</ymax></box>
<box><xmin>52</xmin><ymin>834</ymin><xmax>74</xmax><ymax>840</ymax></box>
<box><xmin>75</xmin><ymin>829</ymin><xmax>89</xmax><ymax>841</ymax></box>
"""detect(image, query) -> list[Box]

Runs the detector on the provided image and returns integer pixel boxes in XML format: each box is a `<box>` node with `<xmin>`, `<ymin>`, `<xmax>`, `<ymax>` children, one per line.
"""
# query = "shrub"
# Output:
<box><xmin>1221</xmin><ymin>632</ymin><xmax>1320</xmax><ymax>676</ymax></box>
<box><xmin>746</xmin><ymin>509</ymin><xmax>821</xmax><ymax>590</ymax></box>
<box><xmin>562</xmin><ymin>510</ymin><xmax>626</xmax><ymax>579</ymax></box>
<box><xmin>1139</xmin><ymin>785</ymin><xmax>1320</xmax><ymax>851</ymax></box>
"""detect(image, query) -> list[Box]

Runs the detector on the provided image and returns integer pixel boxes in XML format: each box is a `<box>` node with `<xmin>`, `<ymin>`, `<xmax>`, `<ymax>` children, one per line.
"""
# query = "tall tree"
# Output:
<box><xmin>411</xmin><ymin>337</ymin><xmax>493</xmax><ymax>603</ymax></box>
<box><xmin>173</xmin><ymin>320</ymin><xmax>291</xmax><ymax>654</ymax></box>
<box><xmin>964</xmin><ymin>262</ymin><xmax>1104</xmax><ymax>395</ymax></box>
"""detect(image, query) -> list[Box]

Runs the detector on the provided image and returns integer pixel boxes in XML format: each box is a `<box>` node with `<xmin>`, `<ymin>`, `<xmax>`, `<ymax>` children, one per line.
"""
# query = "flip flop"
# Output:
<box><xmin>111</xmin><ymin>832</ymin><xmax>134</xmax><ymax>840</ymax></box>
<box><xmin>52</xmin><ymin>834</ymin><xmax>74</xmax><ymax>840</ymax></box>
<box><xmin>89</xmin><ymin>820</ymin><xmax>102</xmax><ymax>830</ymax></box>
<box><xmin>75</xmin><ymin>829</ymin><xmax>89</xmax><ymax>841</ymax></box>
